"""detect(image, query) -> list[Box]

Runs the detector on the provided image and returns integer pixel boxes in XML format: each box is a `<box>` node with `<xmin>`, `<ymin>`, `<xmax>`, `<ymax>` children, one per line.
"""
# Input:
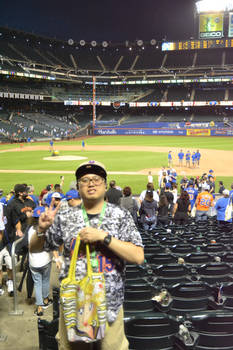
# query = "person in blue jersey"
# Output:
<box><xmin>186</xmin><ymin>181</ymin><xmax>198</xmax><ymax>216</ymax></box>
<box><xmin>168</xmin><ymin>151</ymin><xmax>172</xmax><ymax>168</ymax></box>
<box><xmin>195</xmin><ymin>150</ymin><xmax>201</xmax><ymax>167</ymax></box>
<box><xmin>185</xmin><ymin>150</ymin><xmax>191</xmax><ymax>168</ymax></box>
<box><xmin>230</xmin><ymin>183</ymin><xmax>233</xmax><ymax>204</ymax></box>
<box><xmin>178</xmin><ymin>149</ymin><xmax>184</xmax><ymax>167</ymax></box>
<box><xmin>191</xmin><ymin>152</ymin><xmax>196</xmax><ymax>168</ymax></box>
<box><xmin>215</xmin><ymin>189</ymin><xmax>232</xmax><ymax>232</ymax></box>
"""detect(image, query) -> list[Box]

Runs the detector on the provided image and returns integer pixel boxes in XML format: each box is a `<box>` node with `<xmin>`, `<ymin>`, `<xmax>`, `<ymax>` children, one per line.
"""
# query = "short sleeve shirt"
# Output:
<box><xmin>44</xmin><ymin>202</ymin><xmax>143</xmax><ymax>323</ymax></box>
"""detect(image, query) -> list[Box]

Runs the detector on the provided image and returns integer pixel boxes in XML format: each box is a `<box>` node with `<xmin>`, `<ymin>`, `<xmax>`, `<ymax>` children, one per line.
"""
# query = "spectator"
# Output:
<box><xmin>139</xmin><ymin>183</ymin><xmax>159</xmax><ymax>203</ymax></box>
<box><xmin>27</xmin><ymin>184</ymin><xmax>39</xmax><ymax>206</ymax></box>
<box><xmin>0</xmin><ymin>202</ymin><xmax>13</xmax><ymax>296</ymax></box>
<box><xmin>218</xmin><ymin>181</ymin><xmax>225</xmax><ymax>195</ymax></box>
<box><xmin>65</xmin><ymin>189</ymin><xmax>81</xmax><ymax>208</ymax></box>
<box><xmin>173</xmin><ymin>191</ymin><xmax>191</xmax><ymax>225</ymax></box>
<box><xmin>29</xmin><ymin>160</ymin><xmax>144</xmax><ymax>349</ymax></box>
<box><xmin>5</xmin><ymin>184</ymin><xmax>35</xmax><ymax>243</ymax></box>
<box><xmin>139</xmin><ymin>190</ymin><xmax>157</xmax><ymax>231</ymax></box>
<box><xmin>157</xmin><ymin>194</ymin><xmax>169</xmax><ymax>227</ymax></box>
<box><xmin>186</xmin><ymin>181</ymin><xmax>198</xmax><ymax>215</ymax></box>
<box><xmin>163</xmin><ymin>183</ymin><xmax>174</xmax><ymax>215</ymax></box>
<box><xmin>28</xmin><ymin>206</ymin><xmax>60</xmax><ymax>316</ymax></box>
<box><xmin>195</xmin><ymin>184</ymin><xmax>214</xmax><ymax>222</ymax></box>
<box><xmin>215</xmin><ymin>189</ymin><xmax>232</xmax><ymax>232</ymax></box>
<box><xmin>105</xmin><ymin>180</ymin><xmax>122</xmax><ymax>205</ymax></box>
<box><xmin>120</xmin><ymin>186</ymin><xmax>138</xmax><ymax>224</ymax></box>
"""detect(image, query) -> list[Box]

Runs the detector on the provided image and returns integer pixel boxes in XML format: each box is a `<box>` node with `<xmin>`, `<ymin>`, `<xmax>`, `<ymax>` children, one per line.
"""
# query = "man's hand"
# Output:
<box><xmin>16</xmin><ymin>229</ymin><xmax>24</xmax><ymax>237</ymax></box>
<box><xmin>38</xmin><ymin>199</ymin><xmax>61</xmax><ymax>232</ymax></box>
<box><xmin>79</xmin><ymin>227</ymin><xmax>107</xmax><ymax>244</ymax></box>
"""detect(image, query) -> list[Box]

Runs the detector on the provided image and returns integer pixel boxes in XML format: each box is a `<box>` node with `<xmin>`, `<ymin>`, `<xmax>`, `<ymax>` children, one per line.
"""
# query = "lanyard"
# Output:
<box><xmin>81</xmin><ymin>201</ymin><xmax>106</xmax><ymax>228</ymax></box>
<box><xmin>81</xmin><ymin>202</ymin><xmax>107</xmax><ymax>268</ymax></box>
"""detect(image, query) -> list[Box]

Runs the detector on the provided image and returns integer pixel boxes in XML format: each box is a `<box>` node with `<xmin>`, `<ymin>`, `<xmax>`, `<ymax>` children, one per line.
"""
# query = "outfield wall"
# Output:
<box><xmin>94</xmin><ymin>128</ymin><xmax>233</xmax><ymax>136</ymax></box>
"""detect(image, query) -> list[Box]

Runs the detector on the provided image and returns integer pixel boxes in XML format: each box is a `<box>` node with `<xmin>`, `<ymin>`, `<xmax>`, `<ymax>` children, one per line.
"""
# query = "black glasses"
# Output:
<box><xmin>78</xmin><ymin>175</ymin><xmax>104</xmax><ymax>186</ymax></box>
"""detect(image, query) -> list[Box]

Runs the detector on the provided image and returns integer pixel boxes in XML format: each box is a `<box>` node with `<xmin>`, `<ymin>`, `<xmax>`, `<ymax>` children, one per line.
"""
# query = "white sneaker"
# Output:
<box><xmin>0</xmin><ymin>287</ymin><xmax>4</xmax><ymax>296</ymax></box>
<box><xmin>6</xmin><ymin>280</ymin><xmax>14</xmax><ymax>296</ymax></box>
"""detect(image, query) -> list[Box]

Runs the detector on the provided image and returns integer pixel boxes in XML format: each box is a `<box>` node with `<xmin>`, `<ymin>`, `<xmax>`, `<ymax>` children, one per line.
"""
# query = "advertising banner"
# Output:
<box><xmin>199</xmin><ymin>13</ymin><xmax>223</xmax><ymax>39</ymax></box>
<box><xmin>187</xmin><ymin>129</ymin><xmax>211</xmax><ymax>136</ymax></box>
<box><xmin>94</xmin><ymin>128</ymin><xmax>187</xmax><ymax>136</ymax></box>
<box><xmin>229</xmin><ymin>13</ymin><xmax>233</xmax><ymax>37</ymax></box>
<box><xmin>211</xmin><ymin>129</ymin><xmax>233</xmax><ymax>136</ymax></box>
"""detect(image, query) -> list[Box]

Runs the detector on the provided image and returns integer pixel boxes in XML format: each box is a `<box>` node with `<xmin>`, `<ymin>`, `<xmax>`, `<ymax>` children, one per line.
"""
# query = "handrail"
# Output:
<box><xmin>8</xmin><ymin>237</ymin><xmax>24</xmax><ymax>316</ymax></box>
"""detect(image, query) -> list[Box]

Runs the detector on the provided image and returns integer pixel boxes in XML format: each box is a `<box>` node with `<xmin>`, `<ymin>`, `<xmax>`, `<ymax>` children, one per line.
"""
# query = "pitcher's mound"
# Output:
<box><xmin>43</xmin><ymin>155</ymin><xmax>88</xmax><ymax>161</ymax></box>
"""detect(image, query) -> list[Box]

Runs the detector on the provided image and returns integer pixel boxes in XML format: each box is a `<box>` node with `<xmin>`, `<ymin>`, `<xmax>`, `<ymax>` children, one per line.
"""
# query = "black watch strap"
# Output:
<box><xmin>103</xmin><ymin>234</ymin><xmax>112</xmax><ymax>246</ymax></box>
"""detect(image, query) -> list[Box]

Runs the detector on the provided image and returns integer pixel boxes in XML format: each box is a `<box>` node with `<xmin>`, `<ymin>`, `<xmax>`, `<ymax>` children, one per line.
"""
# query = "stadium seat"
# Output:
<box><xmin>162</xmin><ymin>282</ymin><xmax>216</xmax><ymax>316</ymax></box>
<box><xmin>184</xmin><ymin>311</ymin><xmax>233</xmax><ymax>350</ymax></box>
<box><xmin>125</xmin><ymin>313</ymin><xmax>179</xmax><ymax>350</ymax></box>
<box><xmin>152</xmin><ymin>264</ymin><xmax>191</xmax><ymax>287</ymax></box>
<box><xmin>195</xmin><ymin>263</ymin><xmax>233</xmax><ymax>285</ymax></box>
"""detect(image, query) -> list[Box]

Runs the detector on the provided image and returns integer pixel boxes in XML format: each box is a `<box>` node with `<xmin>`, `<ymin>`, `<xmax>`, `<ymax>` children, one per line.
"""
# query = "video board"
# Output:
<box><xmin>199</xmin><ymin>13</ymin><xmax>224</xmax><ymax>39</ymax></box>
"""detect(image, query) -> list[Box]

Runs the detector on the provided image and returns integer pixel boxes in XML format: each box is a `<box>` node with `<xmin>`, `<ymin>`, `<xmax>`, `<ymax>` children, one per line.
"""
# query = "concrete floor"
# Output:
<box><xmin>0</xmin><ymin>261</ymin><xmax>60</xmax><ymax>350</ymax></box>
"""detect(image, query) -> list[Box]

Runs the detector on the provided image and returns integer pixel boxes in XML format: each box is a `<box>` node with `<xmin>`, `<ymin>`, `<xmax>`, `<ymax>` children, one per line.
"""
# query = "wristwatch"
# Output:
<box><xmin>103</xmin><ymin>234</ymin><xmax>112</xmax><ymax>246</ymax></box>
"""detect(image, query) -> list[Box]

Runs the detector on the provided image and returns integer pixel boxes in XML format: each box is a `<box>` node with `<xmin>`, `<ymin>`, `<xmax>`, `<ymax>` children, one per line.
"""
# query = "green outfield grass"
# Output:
<box><xmin>0</xmin><ymin>136</ymin><xmax>232</xmax><ymax>195</ymax></box>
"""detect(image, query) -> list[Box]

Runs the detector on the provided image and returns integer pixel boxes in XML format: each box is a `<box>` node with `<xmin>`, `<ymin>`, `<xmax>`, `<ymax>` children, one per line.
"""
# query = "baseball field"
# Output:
<box><xmin>0</xmin><ymin>135</ymin><xmax>232</xmax><ymax>195</ymax></box>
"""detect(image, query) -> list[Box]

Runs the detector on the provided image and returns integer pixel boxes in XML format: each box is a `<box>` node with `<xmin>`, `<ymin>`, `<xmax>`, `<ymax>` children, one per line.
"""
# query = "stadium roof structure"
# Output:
<box><xmin>1</xmin><ymin>27</ymin><xmax>233</xmax><ymax>83</ymax></box>
<box><xmin>195</xmin><ymin>0</ymin><xmax>233</xmax><ymax>13</ymax></box>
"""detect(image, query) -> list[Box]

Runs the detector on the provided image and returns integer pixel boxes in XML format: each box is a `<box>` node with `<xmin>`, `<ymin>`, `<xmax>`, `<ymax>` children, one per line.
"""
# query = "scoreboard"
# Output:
<box><xmin>162</xmin><ymin>38</ymin><xmax>233</xmax><ymax>51</ymax></box>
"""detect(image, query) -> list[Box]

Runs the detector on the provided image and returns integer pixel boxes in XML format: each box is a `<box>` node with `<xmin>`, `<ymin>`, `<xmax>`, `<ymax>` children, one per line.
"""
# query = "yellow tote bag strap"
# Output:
<box><xmin>67</xmin><ymin>234</ymin><xmax>81</xmax><ymax>280</ymax></box>
<box><xmin>67</xmin><ymin>235</ymin><xmax>92</xmax><ymax>280</ymax></box>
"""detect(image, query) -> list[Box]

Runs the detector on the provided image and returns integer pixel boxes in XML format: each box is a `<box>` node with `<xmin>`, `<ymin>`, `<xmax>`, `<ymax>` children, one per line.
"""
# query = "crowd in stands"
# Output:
<box><xmin>0</xmin><ymin>162</ymin><xmax>232</xmax><ymax>348</ymax></box>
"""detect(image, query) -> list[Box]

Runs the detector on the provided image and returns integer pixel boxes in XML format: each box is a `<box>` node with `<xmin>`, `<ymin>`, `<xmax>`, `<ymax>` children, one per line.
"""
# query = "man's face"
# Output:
<box><xmin>19</xmin><ymin>191</ymin><xmax>28</xmax><ymax>200</ymax></box>
<box><xmin>78</xmin><ymin>174</ymin><xmax>106</xmax><ymax>201</ymax></box>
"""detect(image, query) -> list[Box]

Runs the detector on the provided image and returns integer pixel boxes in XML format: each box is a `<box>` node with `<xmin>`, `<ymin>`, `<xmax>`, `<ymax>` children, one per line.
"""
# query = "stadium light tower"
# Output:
<box><xmin>195</xmin><ymin>0</ymin><xmax>233</xmax><ymax>13</ymax></box>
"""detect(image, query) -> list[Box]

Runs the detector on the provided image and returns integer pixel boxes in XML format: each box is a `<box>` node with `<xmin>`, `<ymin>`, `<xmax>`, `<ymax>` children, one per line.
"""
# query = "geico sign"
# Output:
<box><xmin>200</xmin><ymin>32</ymin><xmax>222</xmax><ymax>38</ymax></box>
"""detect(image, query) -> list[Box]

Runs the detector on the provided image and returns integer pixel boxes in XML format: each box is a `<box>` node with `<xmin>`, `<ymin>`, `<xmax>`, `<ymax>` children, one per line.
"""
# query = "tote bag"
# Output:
<box><xmin>60</xmin><ymin>235</ymin><xmax>107</xmax><ymax>343</ymax></box>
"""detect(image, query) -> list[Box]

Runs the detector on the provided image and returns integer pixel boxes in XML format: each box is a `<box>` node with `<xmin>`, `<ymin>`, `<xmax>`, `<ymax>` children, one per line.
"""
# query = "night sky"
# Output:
<box><xmin>0</xmin><ymin>0</ymin><xmax>196</xmax><ymax>42</ymax></box>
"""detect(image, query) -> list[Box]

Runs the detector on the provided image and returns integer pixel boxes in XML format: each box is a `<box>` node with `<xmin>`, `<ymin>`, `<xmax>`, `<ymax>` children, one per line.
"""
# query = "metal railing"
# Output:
<box><xmin>8</xmin><ymin>237</ymin><xmax>24</xmax><ymax>316</ymax></box>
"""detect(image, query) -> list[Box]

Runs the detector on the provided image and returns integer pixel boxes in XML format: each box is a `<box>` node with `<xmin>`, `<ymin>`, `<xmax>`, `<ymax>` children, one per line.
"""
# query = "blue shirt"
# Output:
<box><xmin>178</xmin><ymin>152</ymin><xmax>184</xmax><ymax>160</ymax></box>
<box><xmin>168</xmin><ymin>153</ymin><xmax>172</xmax><ymax>160</ymax></box>
<box><xmin>186</xmin><ymin>187</ymin><xmax>198</xmax><ymax>209</ymax></box>
<box><xmin>186</xmin><ymin>152</ymin><xmax>191</xmax><ymax>160</ymax></box>
<box><xmin>192</xmin><ymin>153</ymin><xmax>196</xmax><ymax>162</ymax></box>
<box><xmin>195</xmin><ymin>152</ymin><xmax>201</xmax><ymax>160</ymax></box>
<box><xmin>230</xmin><ymin>190</ymin><xmax>233</xmax><ymax>204</ymax></box>
<box><xmin>215</xmin><ymin>197</ymin><xmax>232</xmax><ymax>222</ymax></box>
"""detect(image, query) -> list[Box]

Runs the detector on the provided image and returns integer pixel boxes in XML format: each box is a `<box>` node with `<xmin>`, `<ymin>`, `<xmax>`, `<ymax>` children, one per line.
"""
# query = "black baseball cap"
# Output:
<box><xmin>14</xmin><ymin>184</ymin><xmax>29</xmax><ymax>194</ymax></box>
<box><xmin>75</xmin><ymin>160</ymin><xmax>107</xmax><ymax>180</ymax></box>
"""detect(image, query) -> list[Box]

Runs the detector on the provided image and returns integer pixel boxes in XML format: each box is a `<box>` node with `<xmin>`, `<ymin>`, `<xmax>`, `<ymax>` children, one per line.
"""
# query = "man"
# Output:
<box><xmin>185</xmin><ymin>150</ymin><xmax>191</xmax><ymax>168</ymax></box>
<box><xmin>164</xmin><ymin>183</ymin><xmax>174</xmax><ymax>215</ymax></box>
<box><xmin>178</xmin><ymin>149</ymin><xmax>184</xmax><ymax>167</ymax></box>
<box><xmin>186</xmin><ymin>181</ymin><xmax>198</xmax><ymax>216</ymax></box>
<box><xmin>105</xmin><ymin>180</ymin><xmax>122</xmax><ymax>205</ymax></box>
<box><xmin>208</xmin><ymin>175</ymin><xmax>215</xmax><ymax>197</ymax></box>
<box><xmin>27</xmin><ymin>184</ymin><xmax>39</xmax><ymax>206</ymax></box>
<box><xmin>195</xmin><ymin>184</ymin><xmax>214</xmax><ymax>222</ymax></box>
<box><xmin>180</xmin><ymin>175</ymin><xmax>189</xmax><ymax>192</ymax></box>
<box><xmin>158</xmin><ymin>166</ymin><xmax>167</xmax><ymax>188</ymax></box>
<box><xmin>0</xmin><ymin>201</ymin><xmax>14</xmax><ymax>296</ymax></box>
<box><xmin>139</xmin><ymin>183</ymin><xmax>159</xmax><ymax>204</ymax></box>
<box><xmin>168</xmin><ymin>151</ymin><xmax>172</xmax><ymax>168</ymax></box>
<box><xmin>65</xmin><ymin>189</ymin><xmax>81</xmax><ymax>207</ymax></box>
<box><xmin>6</xmin><ymin>184</ymin><xmax>35</xmax><ymax>242</ymax></box>
<box><xmin>195</xmin><ymin>150</ymin><xmax>201</xmax><ymax>167</ymax></box>
<box><xmin>215</xmin><ymin>189</ymin><xmax>232</xmax><ymax>232</ymax></box>
<box><xmin>29</xmin><ymin>160</ymin><xmax>144</xmax><ymax>350</ymax></box>
<box><xmin>191</xmin><ymin>152</ymin><xmax>196</xmax><ymax>168</ymax></box>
